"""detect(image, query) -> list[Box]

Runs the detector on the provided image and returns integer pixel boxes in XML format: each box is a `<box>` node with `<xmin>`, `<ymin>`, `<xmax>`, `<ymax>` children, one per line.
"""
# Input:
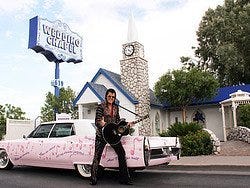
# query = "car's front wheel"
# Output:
<box><xmin>75</xmin><ymin>164</ymin><xmax>91</xmax><ymax>178</ymax></box>
<box><xmin>0</xmin><ymin>149</ymin><xmax>13</xmax><ymax>170</ymax></box>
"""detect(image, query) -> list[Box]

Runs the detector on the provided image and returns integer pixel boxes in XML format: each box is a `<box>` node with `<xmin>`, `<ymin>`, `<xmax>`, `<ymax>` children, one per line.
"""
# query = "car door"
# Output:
<box><xmin>20</xmin><ymin>123</ymin><xmax>55</xmax><ymax>166</ymax></box>
<box><xmin>40</xmin><ymin>123</ymin><xmax>76</xmax><ymax>168</ymax></box>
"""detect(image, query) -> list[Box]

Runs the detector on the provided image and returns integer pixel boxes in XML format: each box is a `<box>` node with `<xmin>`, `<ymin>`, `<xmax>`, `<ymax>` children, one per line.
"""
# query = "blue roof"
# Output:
<box><xmin>73</xmin><ymin>82</ymin><xmax>122</xmax><ymax>106</ymax></box>
<box><xmin>91</xmin><ymin>68</ymin><xmax>139</xmax><ymax>104</ymax></box>
<box><xmin>73</xmin><ymin>82</ymin><xmax>106</xmax><ymax>106</ymax></box>
<box><xmin>149</xmin><ymin>89</ymin><xmax>164</xmax><ymax>108</ymax></box>
<box><xmin>164</xmin><ymin>84</ymin><xmax>250</xmax><ymax>108</ymax></box>
<box><xmin>74</xmin><ymin>68</ymin><xmax>163</xmax><ymax>107</ymax></box>
<box><xmin>74</xmin><ymin>68</ymin><xmax>250</xmax><ymax>108</ymax></box>
<box><xmin>197</xmin><ymin>84</ymin><xmax>250</xmax><ymax>105</ymax></box>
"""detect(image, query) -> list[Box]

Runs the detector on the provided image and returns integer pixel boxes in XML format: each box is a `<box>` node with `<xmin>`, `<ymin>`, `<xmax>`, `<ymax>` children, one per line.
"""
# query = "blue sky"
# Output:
<box><xmin>0</xmin><ymin>0</ymin><xmax>224</xmax><ymax>119</ymax></box>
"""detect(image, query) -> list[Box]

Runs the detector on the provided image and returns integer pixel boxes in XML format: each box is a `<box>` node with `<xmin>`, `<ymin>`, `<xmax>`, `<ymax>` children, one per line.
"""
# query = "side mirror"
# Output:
<box><xmin>23</xmin><ymin>135</ymin><xmax>27</xmax><ymax>139</ymax></box>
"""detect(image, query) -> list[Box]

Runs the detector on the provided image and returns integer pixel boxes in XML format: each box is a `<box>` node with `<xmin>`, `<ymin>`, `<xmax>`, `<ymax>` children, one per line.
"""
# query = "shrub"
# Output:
<box><xmin>159</xmin><ymin>122</ymin><xmax>203</xmax><ymax>137</ymax></box>
<box><xmin>159</xmin><ymin>122</ymin><xmax>213</xmax><ymax>156</ymax></box>
<box><xmin>180</xmin><ymin>130</ymin><xmax>213</xmax><ymax>156</ymax></box>
<box><xmin>237</xmin><ymin>104</ymin><xmax>250</xmax><ymax>129</ymax></box>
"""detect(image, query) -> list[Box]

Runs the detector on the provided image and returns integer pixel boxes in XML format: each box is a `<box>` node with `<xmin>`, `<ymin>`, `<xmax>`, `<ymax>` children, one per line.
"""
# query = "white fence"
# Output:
<box><xmin>4</xmin><ymin>119</ymin><xmax>35</xmax><ymax>140</ymax></box>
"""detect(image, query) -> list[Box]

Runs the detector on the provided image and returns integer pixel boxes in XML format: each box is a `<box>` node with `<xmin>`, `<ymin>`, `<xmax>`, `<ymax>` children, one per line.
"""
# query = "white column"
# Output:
<box><xmin>232</xmin><ymin>102</ymin><xmax>237</xmax><ymax>128</ymax></box>
<box><xmin>78</xmin><ymin>105</ymin><xmax>83</xmax><ymax>119</ymax></box>
<box><xmin>221</xmin><ymin>105</ymin><xmax>227</xmax><ymax>141</ymax></box>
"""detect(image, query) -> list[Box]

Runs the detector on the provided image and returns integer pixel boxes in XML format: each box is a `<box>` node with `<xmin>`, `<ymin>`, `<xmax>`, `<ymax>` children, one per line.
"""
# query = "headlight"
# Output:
<box><xmin>143</xmin><ymin>137</ymin><xmax>150</xmax><ymax>166</ymax></box>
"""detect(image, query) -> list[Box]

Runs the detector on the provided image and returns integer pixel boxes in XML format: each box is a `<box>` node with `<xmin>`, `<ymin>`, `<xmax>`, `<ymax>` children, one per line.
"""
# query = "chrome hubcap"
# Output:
<box><xmin>0</xmin><ymin>150</ymin><xmax>8</xmax><ymax>167</ymax></box>
<box><xmin>82</xmin><ymin>164</ymin><xmax>91</xmax><ymax>174</ymax></box>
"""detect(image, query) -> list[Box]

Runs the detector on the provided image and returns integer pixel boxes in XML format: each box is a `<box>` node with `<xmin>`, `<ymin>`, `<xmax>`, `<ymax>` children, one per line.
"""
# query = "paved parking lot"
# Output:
<box><xmin>168</xmin><ymin>140</ymin><xmax>250</xmax><ymax>167</ymax></box>
<box><xmin>219</xmin><ymin>140</ymin><xmax>250</xmax><ymax>156</ymax></box>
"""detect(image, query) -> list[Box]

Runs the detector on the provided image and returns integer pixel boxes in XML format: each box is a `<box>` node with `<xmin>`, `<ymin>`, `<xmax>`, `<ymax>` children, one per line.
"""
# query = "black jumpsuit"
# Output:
<box><xmin>90</xmin><ymin>102</ymin><xmax>131</xmax><ymax>183</ymax></box>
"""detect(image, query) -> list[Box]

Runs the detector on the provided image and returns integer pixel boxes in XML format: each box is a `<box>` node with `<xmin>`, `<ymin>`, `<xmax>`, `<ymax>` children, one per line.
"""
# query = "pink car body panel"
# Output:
<box><xmin>0</xmin><ymin>119</ymin><xmax>180</xmax><ymax>170</ymax></box>
<box><xmin>0</xmin><ymin>135</ymin><xmax>146</xmax><ymax>169</ymax></box>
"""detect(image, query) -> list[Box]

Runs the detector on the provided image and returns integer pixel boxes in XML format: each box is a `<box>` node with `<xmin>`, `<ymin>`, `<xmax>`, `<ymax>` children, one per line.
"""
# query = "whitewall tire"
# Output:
<box><xmin>0</xmin><ymin>149</ymin><xmax>13</xmax><ymax>170</ymax></box>
<box><xmin>75</xmin><ymin>164</ymin><xmax>91</xmax><ymax>178</ymax></box>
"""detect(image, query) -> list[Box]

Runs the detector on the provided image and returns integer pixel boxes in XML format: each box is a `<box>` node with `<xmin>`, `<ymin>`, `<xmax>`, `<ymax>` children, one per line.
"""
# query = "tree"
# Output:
<box><xmin>237</xmin><ymin>104</ymin><xmax>250</xmax><ymax>128</ymax></box>
<box><xmin>40</xmin><ymin>86</ymin><xmax>78</xmax><ymax>122</ymax></box>
<box><xmin>193</xmin><ymin>0</ymin><xmax>250</xmax><ymax>86</ymax></box>
<box><xmin>0</xmin><ymin>104</ymin><xmax>26</xmax><ymax>140</ymax></box>
<box><xmin>154</xmin><ymin>68</ymin><xmax>219</xmax><ymax>123</ymax></box>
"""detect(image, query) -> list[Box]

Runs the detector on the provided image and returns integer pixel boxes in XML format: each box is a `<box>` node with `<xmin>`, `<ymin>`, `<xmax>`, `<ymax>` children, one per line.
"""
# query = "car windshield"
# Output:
<box><xmin>28</xmin><ymin>124</ymin><xmax>54</xmax><ymax>138</ymax></box>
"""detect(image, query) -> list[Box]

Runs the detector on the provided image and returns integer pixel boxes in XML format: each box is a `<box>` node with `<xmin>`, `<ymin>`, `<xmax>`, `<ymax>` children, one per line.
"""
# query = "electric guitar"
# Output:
<box><xmin>102</xmin><ymin>114</ymin><xmax>149</xmax><ymax>145</ymax></box>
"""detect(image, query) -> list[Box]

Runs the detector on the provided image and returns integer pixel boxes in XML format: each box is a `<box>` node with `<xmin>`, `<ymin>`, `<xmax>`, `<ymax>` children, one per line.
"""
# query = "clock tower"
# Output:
<box><xmin>120</xmin><ymin>14</ymin><xmax>151</xmax><ymax>136</ymax></box>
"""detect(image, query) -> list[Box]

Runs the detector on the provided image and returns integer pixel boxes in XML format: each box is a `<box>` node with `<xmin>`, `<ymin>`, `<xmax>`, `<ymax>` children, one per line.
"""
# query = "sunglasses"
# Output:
<box><xmin>107</xmin><ymin>95</ymin><xmax>116</xmax><ymax>99</ymax></box>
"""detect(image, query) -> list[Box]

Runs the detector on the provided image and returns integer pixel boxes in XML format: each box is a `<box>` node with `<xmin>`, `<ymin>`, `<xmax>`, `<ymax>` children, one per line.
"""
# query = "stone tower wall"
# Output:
<box><xmin>120</xmin><ymin>41</ymin><xmax>151</xmax><ymax>136</ymax></box>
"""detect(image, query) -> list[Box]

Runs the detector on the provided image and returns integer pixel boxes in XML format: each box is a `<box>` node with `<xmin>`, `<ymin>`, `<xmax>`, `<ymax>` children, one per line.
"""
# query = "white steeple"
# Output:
<box><xmin>127</xmin><ymin>13</ymin><xmax>138</xmax><ymax>43</ymax></box>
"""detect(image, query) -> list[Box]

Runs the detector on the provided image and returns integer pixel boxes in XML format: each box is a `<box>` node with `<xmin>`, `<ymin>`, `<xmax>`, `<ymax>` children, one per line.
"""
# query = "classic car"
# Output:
<box><xmin>0</xmin><ymin>119</ymin><xmax>181</xmax><ymax>178</ymax></box>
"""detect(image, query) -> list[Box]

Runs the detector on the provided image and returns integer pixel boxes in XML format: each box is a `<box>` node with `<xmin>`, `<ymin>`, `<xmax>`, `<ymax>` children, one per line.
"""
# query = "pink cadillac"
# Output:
<box><xmin>0</xmin><ymin>119</ymin><xmax>181</xmax><ymax>178</ymax></box>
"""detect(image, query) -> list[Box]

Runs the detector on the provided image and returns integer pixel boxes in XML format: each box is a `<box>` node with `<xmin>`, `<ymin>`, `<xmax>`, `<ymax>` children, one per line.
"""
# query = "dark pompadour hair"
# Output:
<box><xmin>105</xmin><ymin>88</ymin><xmax>116</xmax><ymax>102</ymax></box>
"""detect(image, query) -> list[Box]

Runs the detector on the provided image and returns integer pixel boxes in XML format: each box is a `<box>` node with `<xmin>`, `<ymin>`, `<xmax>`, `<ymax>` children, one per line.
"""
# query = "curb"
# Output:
<box><xmin>168</xmin><ymin>155</ymin><xmax>250</xmax><ymax>167</ymax></box>
<box><xmin>148</xmin><ymin>164</ymin><xmax>250</xmax><ymax>172</ymax></box>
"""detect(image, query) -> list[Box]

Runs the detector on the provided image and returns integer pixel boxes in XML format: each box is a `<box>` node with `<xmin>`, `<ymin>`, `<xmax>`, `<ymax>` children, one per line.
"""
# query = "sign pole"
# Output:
<box><xmin>54</xmin><ymin>61</ymin><xmax>60</xmax><ymax>98</ymax></box>
<box><xmin>54</xmin><ymin>61</ymin><xmax>60</xmax><ymax>120</ymax></box>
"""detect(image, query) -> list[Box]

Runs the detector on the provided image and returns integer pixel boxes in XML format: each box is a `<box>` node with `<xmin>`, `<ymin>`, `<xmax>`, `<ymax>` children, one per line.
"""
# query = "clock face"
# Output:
<box><xmin>124</xmin><ymin>45</ymin><xmax>134</xmax><ymax>56</ymax></box>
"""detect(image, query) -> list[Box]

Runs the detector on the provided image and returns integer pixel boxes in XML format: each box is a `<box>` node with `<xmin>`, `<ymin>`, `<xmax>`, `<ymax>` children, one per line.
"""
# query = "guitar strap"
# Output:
<box><xmin>116</xmin><ymin>103</ymin><xmax>144</xmax><ymax>118</ymax></box>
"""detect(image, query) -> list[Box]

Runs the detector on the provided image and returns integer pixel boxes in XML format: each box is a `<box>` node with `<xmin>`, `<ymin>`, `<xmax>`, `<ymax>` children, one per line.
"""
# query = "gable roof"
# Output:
<box><xmin>73</xmin><ymin>68</ymin><xmax>163</xmax><ymax>107</ymax></box>
<box><xmin>73</xmin><ymin>82</ymin><xmax>106</xmax><ymax>106</ymax></box>
<box><xmin>73</xmin><ymin>81</ymin><xmax>122</xmax><ymax>106</ymax></box>
<box><xmin>91</xmin><ymin>68</ymin><xmax>139</xmax><ymax>104</ymax></box>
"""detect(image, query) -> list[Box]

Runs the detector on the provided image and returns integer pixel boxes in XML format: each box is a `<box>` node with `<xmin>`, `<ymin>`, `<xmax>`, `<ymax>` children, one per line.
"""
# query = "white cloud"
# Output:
<box><xmin>0</xmin><ymin>0</ymin><xmax>224</xmax><ymax>119</ymax></box>
<box><xmin>42</xmin><ymin>0</ymin><xmax>55</xmax><ymax>9</ymax></box>
<box><xmin>5</xmin><ymin>30</ymin><xmax>13</xmax><ymax>38</ymax></box>
<box><xmin>140</xmin><ymin>0</ymin><xmax>225</xmax><ymax>87</ymax></box>
<box><xmin>0</xmin><ymin>0</ymin><xmax>36</xmax><ymax>18</ymax></box>
<box><xmin>57</xmin><ymin>0</ymin><xmax>224</xmax><ymax>88</ymax></box>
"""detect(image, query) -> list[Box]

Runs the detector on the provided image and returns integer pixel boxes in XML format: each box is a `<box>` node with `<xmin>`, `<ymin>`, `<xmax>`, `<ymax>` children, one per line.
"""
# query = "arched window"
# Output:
<box><xmin>155</xmin><ymin>112</ymin><xmax>160</xmax><ymax>133</ymax></box>
<box><xmin>192</xmin><ymin>109</ymin><xmax>206</xmax><ymax>127</ymax></box>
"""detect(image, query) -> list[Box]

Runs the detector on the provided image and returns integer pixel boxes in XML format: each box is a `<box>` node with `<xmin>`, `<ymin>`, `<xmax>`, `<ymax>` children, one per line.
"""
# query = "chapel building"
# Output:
<box><xmin>73</xmin><ymin>15</ymin><xmax>250</xmax><ymax>140</ymax></box>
